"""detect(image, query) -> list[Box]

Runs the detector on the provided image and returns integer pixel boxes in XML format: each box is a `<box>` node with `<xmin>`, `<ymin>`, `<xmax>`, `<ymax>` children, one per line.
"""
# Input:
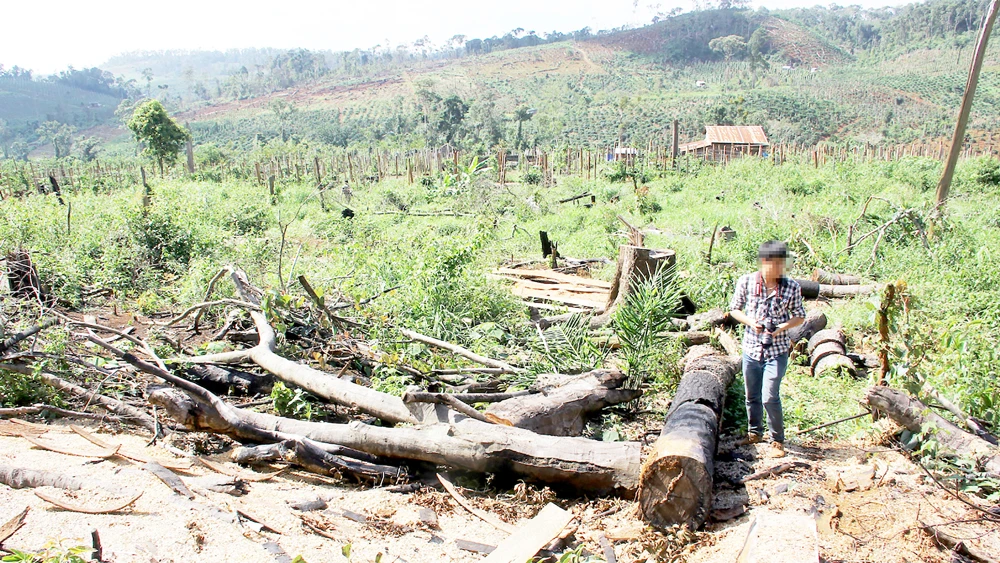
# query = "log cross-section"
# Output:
<box><xmin>638</xmin><ymin>346</ymin><xmax>740</xmax><ymax>531</ymax></box>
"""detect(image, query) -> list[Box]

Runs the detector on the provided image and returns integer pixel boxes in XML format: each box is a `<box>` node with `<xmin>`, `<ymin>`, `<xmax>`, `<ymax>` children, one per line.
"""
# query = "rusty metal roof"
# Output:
<box><xmin>703</xmin><ymin>125</ymin><xmax>769</xmax><ymax>145</ymax></box>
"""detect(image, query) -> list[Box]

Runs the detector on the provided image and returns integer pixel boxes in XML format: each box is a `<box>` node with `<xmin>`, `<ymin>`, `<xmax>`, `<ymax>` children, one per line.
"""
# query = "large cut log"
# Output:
<box><xmin>866</xmin><ymin>387</ymin><xmax>1000</xmax><ymax>476</ymax></box>
<box><xmin>483</xmin><ymin>369</ymin><xmax>642</xmax><ymax>436</ymax></box>
<box><xmin>796</xmin><ymin>280</ymin><xmax>881</xmax><ymax>299</ymax></box>
<box><xmin>149</xmin><ymin>386</ymin><xmax>641</xmax><ymax>494</ymax></box>
<box><xmin>812</xmin><ymin>269</ymin><xmax>862</xmax><ymax>285</ymax></box>
<box><xmin>638</xmin><ymin>347</ymin><xmax>740</xmax><ymax>531</ymax></box>
<box><xmin>807</xmin><ymin>329</ymin><xmax>856</xmax><ymax>377</ymax></box>
<box><xmin>785</xmin><ymin>310</ymin><xmax>827</xmax><ymax>345</ymax></box>
<box><xmin>178</xmin><ymin>267</ymin><xmax>418</xmax><ymax>425</ymax></box>
<box><xmin>686</xmin><ymin>309</ymin><xmax>728</xmax><ymax>332</ymax></box>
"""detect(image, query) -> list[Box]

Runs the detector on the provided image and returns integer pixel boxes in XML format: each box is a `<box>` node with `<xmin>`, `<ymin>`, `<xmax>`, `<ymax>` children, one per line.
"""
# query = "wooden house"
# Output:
<box><xmin>612</xmin><ymin>146</ymin><xmax>639</xmax><ymax>164</ymax></box>
<box><xmin>677</xmin><ymin>126</ymin><xmax>769</xmax><ymax>161</ymax></box>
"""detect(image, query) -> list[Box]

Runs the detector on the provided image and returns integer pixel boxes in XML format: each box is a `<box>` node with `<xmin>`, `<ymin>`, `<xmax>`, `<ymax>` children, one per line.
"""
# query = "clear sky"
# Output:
<box><xmin>5</xmin><ymin>0</ymin><xmax>914</xmax><ymax>74</ymax></box>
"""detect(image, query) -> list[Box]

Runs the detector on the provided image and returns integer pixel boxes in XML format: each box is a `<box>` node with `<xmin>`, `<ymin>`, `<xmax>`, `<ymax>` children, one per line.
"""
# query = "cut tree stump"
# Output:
<box><xmin>484</xmin><ymin>369</ymin><xmax>642</xmax><ymax>436</ymax></box>
<box><xmin>866</xmin><ymin>387</ymin><xmax>1000</xmax><ymax>476</ymax></box>
<box><xmin>807</xmin><ymin>329</ymin><xmax>856</xmax><ymax>377</ymax></box>
<box><xmin>581</xmin><ymin>245</ymin><xmax>675</xmax><ymax>328</ymax></box>
<box><xmin>638</xmin><ymin>346</ymin><xmax>740</xmax><ymax>531</ymax></box>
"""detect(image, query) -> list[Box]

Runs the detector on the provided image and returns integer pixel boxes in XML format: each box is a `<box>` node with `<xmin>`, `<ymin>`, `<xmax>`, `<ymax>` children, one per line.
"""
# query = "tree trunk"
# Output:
<box><xmin>811</xmin><ymin>269</ymin><xmax>861</xmax><ymax>285</ymax></box>
<box><xmin>149</xmin><ymin>387</ymin><xmax>642</xmax><ymax>495</ymax></box>
<box><xmin>639</xmin><ymin>347</ymin><xmax>740</xmax><ymax>531</ymax></box>
<box><xmin>865</xmin><ymin>387</ymin><xmax>1000</xmax><ymax>476</ymax></box>
<box><xmin>807</xmin><ymin>329</ymin><xmax>856</xmax><ymax>377</ymax></box>
<box><xmin>796</xmin><ymin>280</ymin><xmax>880</xmax><ymax>299</ymax></box>
<box><xmin>483</xmin><ymin>369</ymin><xmax>642</xmax><ymax>436</ymax></box>
<box><xmin>587</xmin><ymin>245</ymin><xmax>675</xmax><ymax>328</ymax></box>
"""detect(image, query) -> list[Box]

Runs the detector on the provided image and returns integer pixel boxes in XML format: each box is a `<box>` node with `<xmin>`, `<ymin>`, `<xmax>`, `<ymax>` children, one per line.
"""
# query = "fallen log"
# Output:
<box><xmin>0</xmin><ymin>465</ymin><xmax>86</xmax><ymax>490</ymax></box>
<box><xmin>231</xmin><ymin>440</ymin><xmax>405</xmax><ymax>483</ymax></box>
<box><xmin>483</xmin><ymin>369</ymin><xmax>642</xmax><ymax>436</ymax></box>
<box><xmin>785</xmin><ymin>310</ymin><xmax>827</xmax><ymax>345</ymax></box>
<box><xmin>807</xmin><ymin>329</ymin><xmax>856</xmax><ymax>377</ymax></box>
<box><xmin>182</xmin><ymin>364</ymin><xmax>274</xmax><ymax>396</ymax></box>
<box><xmin>149</xmin><ymin>386</ymin><xmax>641</xmax><ymax>494</ymax></box>
<box><xmin>866</xmin><ymin>387</ymin><xmax>1000</xmax><ymax>476</ymax></box>
<box><xmin>811</xmin><ymin>269</ymin><xmax>862</xmax><ymax>285</ymax></box>
<box><xmin>638</xmin><ymin>347</ymin><xmax>740</xmax><ymax>531</ymax></box>
<box><xmin>686</xmin><ymin>309</ymin><xmax>728</xmax><ymax>332</ymax></box>
<box><xmin>797</xmin><ymin>280</ymin><xmax>881</xmax><ymax>299</ymax></box>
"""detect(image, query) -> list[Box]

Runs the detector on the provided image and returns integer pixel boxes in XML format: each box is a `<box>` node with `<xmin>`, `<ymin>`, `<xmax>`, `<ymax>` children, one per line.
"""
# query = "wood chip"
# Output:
<box><xmin>0</xmin><ymin>507</ymin><xmax>28</xmax><ymax>545</ymax></box>
<box><xmin>456</xmin><ymin>539</ymin><xmax>496</xmax><ymax>554</ymax></box>
<box><xmin>237</xmin><ymin>505</ymin><xmax>284</xmax><ymax>534</ymax></box>
<box><xmin>419</xmin><ymin>507</ymin><xmax>439</xmax><ymax>529</ymax></box>
<box><xmin>143</xmin><ymin>462</ymin><xmax>194</xmax><ymax>499</ymax></box>
<box><xmin>483</xmin><ymin>503</ymin><xmax>574</xmax><ymax>563</ymax></box>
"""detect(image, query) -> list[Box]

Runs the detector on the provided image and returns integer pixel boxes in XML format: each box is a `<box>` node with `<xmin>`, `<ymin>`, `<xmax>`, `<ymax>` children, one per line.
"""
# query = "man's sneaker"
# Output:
<box><xmin>737</xmin><ymin>433</ymin><xmax>763</xmax><ymax>446</ymax></box>
<box><xmin>768</xmin><ymin>441</ymin><xmax>786</xmax><ymax>458</ymax></box>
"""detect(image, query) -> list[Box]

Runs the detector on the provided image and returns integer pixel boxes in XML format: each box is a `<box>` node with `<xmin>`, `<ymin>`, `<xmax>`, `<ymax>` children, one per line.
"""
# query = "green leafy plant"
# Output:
<box><xmin>271</xmin><ymin>381</ymin><xmax>314</xmax><ymax>420</ymax></box>
<box><xmin>612</xmin><ymin>267</ymin><xmax>683</xmax><ymax>395</ymax></box>
<box><xmin>2</xmin><ymin>541</ymin><xmax>92</xmax><ymax>563</ymax></box>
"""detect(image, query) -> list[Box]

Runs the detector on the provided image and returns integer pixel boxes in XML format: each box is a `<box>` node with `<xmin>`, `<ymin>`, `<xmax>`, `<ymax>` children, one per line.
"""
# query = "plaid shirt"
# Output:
<box><xmin>730</xmin><ymin>273</ymin><xmax>806</xmax><ymax>361</ymax></box>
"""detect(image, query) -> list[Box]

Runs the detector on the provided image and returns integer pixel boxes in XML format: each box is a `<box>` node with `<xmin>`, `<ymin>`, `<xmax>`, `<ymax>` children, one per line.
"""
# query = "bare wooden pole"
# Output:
<box><xmin>936</xmin><ymin>0</ymin><xmax>1000</xmax><ymax>210</ymax></box>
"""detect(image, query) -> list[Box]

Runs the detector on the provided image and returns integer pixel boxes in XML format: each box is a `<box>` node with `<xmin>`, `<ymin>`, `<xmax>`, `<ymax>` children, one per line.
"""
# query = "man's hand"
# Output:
<box><xmin>774</xmin><ymin>316</ymin><xmax>805</xmax><ymax>335</ymax></box>
<box><xmin>753</xmin><ymin>323</ymin><xmax>765</xmax><ymax>334</ymax></box>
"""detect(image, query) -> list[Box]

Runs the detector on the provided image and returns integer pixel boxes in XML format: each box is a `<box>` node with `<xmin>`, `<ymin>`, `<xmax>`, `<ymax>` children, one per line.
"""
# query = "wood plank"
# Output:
<box><xmin>511</xmin><ymin>286</ymin><xmax>608</xmax><ymax>309</ymax></box>
<box><xmin>513</xmin><ymin>279</ymin><xmax>610</xmax><ymax>294</ymax></box>
<box><xmin>494</xmin><ymin>268</ymin><xmax>612</xmax><ymax>289</ymax></box>
<box><xmin>482</xmin><ymin>503</ymin><xmax>574</xmax><ymax>563</ymax></box>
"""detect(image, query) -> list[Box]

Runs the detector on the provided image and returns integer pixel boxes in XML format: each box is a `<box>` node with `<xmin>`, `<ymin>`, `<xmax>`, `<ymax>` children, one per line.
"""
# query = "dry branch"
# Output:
<box><xmin>0</xmin><ymin>507</ymin><xmax>28</xmax><ymax>546</ymax></box>
<box><xmin>919</xmin><ymin>521</ymin><xmax>999</xmax><ymax>563</ymax></box>
<box><xmin>400</xmin><ymin>328</ymin><xmax>522</xmax><ymax>373</ymax></box>
<box><xmin>866</xmin><ymin>387</ymin><xmax>1000</xmax><ymax>476</ymax></box>
<box><xmin>437</xmin><ymin>473</ymin><xmax>516</xmax><ymax>533</ymax></box>
<box><xmin>0</xmin><ymin>318</ymin><xmax>57</xmax><ymax>354</ymax></box>
<box><xmin>231</xmin><ymin>440</ymin><xmax>405</xmax><ymax>483</ymax></box>
<box><xmin>35</xmin><ymin>490</ymin><xmax>142</xmax><ymax>514</ymax></box>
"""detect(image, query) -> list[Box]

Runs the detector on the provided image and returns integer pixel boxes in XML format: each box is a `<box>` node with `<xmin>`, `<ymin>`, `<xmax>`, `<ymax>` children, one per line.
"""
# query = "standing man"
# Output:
<box><xmin>729</xmin><ymin>241</ymin><xmax>806</xmax><ymax>458</ymax></box>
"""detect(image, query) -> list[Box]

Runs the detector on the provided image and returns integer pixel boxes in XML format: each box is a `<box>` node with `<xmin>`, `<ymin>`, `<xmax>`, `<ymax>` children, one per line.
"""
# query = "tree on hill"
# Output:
<box><xmin>268</xmin><ymin>98</ymin><xmax>298</xmax><ymax>142</ymax></box>
<box><xmin>438</xmin><ymin>95</ymin><xmax>468</xmax><ymax>143</ymax></box>
<box><xmin>127</xmin><ymin>99</ymin><xmax>189</xmax><ymax>175</ymax></box>
<box><xmin>36</xmin><ymin>121</ymin><xmax>76</xmax><ymax>159</ymax></box>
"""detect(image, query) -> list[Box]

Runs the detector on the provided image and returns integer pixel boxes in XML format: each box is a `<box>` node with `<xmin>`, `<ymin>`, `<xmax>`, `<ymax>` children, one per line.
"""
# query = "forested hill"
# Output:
<box><xmin>2</xmin><ymin>0</ymin><xmax>998</xmax><ymax>158</ymax></box>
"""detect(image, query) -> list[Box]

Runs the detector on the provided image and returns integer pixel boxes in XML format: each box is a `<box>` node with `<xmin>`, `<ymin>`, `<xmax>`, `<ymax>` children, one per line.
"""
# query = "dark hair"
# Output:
<box><xmin>758</xmin><ymin>240</ymin><xmax>788</xmax><ymax>260</ymax></box>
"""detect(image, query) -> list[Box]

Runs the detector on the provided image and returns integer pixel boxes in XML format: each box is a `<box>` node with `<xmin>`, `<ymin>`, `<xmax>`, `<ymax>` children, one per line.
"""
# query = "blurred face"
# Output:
<box><xmin>759</xmin><ymin>257</ymin><xmax>786</xmax><ymax>281</ymax></box>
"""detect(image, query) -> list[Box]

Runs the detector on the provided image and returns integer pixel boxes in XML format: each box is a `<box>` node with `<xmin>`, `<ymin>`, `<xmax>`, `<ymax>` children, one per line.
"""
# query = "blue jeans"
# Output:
<box><xmin>743</xmin><ymin>353</ymin><xmax>789</xmax><ymax>443</ymax></box>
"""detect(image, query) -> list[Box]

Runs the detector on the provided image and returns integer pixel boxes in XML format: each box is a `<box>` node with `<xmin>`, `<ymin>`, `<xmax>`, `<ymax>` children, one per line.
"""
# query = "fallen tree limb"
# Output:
<box><xmin>639</xmin><ymin>346</ymin><xmax>740</xmax><ymax>531</ymax></box>
<box><xmin>231</xmin><ymin>440</ymin><xmax>405</xmax><ymax>484</ymax></box>
<box><xmin>866</xmin><ymin>387</ymin><xmax>1000</xmax><ymax>476</ymax></box>
<box><xmin>483</xmin><ymin>369</ymin><xmax>642</xmax><ymax>436</ymax></box>
<box><xmin>0</xmin><ymin>465</ymin><xmax>85</xmax><ymax>490</ymax></box>
<box><xmin>402</xmin><ymin>391</ymin><xmax>534</xmax><ymax>404</ymax></box>
<box><xmin>400</xmin><ymin>328</ymin><xmax>522</xmax><ymax>374</ymax></box>
<box><xmin>0</xmin><ymin>363</ymin><xmax>157</xmax><ymax>433</ymax></box>
<box><xmin>161</xmin><ymin>299</ymin><xmax>260</xmax><ymax>328</ymax></box>
<box><xmin>919</xmin><ymin>521</ymin><xmax>998</xmax><ymax>563</ymax></box>
<box><xmin>0</xmin><ymin>318</ymin><xmax>58</xmax><ymax>354</ymax></box>
<box><xmin>0</xmin><ymin>405</ymin><xmax>118</xmax><ymax>421</ymax></box>
<box><xmin>438</xmin><ymin>473</ymin><xmax>516</xmax><ymax>533</ymax></box>
<box><xmin>177</xmin><ymin>268</ymin><xmax>418</xmax><ymax>425</ymax></box>
<box><xmin>401</xmin><ymin>391</ymin><xmax>495</xmax><ymax>424</ymax></box>
<box><xmin>182</xmin><ymin>364</ymin><xmax>274</xmax><ymax>396</ymax></box>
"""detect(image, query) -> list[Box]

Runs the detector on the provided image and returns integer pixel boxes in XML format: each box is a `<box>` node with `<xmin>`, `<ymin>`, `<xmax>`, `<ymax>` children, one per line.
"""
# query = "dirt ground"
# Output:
<box><xmin>1</xmin><ymin>417</ymin><xmax>998</xmax><ymax>563</ymax></box>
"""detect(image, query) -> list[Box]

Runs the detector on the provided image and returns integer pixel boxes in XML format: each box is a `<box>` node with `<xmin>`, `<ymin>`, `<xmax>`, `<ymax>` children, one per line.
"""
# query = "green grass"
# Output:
<box><xmin>3</xmin><ymin>153</ymin><xmax>1000</xmax><ymax>437</ymax></box>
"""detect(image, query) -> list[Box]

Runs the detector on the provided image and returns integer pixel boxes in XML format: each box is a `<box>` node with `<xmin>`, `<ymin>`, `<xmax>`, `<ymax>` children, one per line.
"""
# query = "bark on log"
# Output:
<box><xmin>149</xmin><ymin>387</ymin><xmax>641</xmax><ymax>494</ymax></box>
<box><xmin>231</xmin><ymin>440</ymin><xmax>406</xmax><ymax>483</ymax></box>
<box><xmin>179</xmin><ymin>267</ymin><xmax>418</xmax><ymax>425</ymax></box>
<box><xmin>483</xmin><ymin>369</ymin><xmax>642</xmax><ymax>436</ymax></box>
<box><xmin>807</xmin><ymin>329</ymin><xmax>856</xmax><ymax>377</ymax></box>
<box><xmin>807</xmin><ymin>329</ymin><xmax>846</xmax><ymax>355</ymax></box>
<box><xmin>812</xmin><ymin>269</ymin><xmax>862</xmax><ymax>286</ymax></box>
<box><xmin>866</xmin><ymin>387</ymin><xmax>1000</xmax><ymax>476</ymax></box>
<box><xmin>182</xmin><ymin>364</ymin><xmax>274</xmax><ymax>396</ymax></box>
<box><xmin>639</xmin><ymin>347</ymin><xmax>740</xmax><ymax>531</ymax></box>
<box><xmin>786</xmin><ymin>311</ymin><xmax>827</xmax><ymax>345</ymax></box>
<box><xmin>796</xmin><ymin>280</ymin><xmax>881</xmax><ymax>299</ymax></box>
<box><xmin>0</xmin><ymin>465</ymin><xmax>86</xmax><ymax>490</ymax></box>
